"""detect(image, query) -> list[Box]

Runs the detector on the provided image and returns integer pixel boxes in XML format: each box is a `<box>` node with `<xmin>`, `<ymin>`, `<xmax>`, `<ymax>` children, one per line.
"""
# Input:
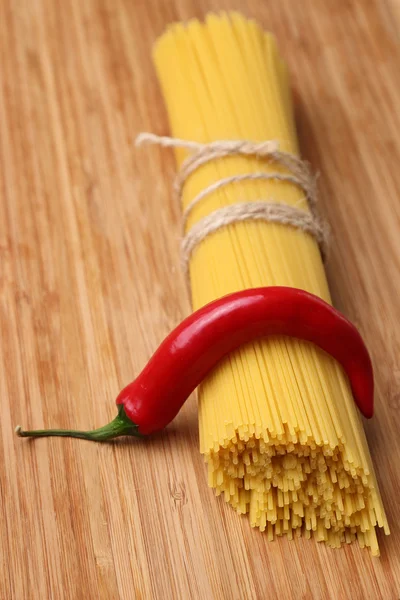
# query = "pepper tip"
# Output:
<box><xmin>15</xmin><ymin>425</ymin><xmax>23</xmax><ymax>437</ymax></box>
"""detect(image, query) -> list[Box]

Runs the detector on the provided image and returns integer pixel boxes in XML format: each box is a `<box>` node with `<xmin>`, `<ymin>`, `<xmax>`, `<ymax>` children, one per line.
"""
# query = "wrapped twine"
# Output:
<box><xmin>136</xmin><ymin>133</ymin><xmax>329</xmax><ymax>273</ymax></box>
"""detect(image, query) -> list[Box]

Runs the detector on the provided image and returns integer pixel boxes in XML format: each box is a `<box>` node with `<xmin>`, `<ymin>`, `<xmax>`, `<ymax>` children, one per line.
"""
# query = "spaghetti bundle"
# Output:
<box><xmin>149</xmin><ymin>13</ymin><xmax>389</xmax><ymax>554</ymax></box>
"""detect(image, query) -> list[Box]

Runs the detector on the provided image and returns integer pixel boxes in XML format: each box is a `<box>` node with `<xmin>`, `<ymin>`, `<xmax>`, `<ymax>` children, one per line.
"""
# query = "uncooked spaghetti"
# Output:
<box><xmin>149</xmin><ymin>12</ymin><xmax>389</xmax><ymax>554</ymax></box>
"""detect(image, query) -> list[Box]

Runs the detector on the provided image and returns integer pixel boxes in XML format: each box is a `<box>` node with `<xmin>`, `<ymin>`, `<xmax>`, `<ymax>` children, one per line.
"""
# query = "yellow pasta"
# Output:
<box><xmin>151</xmin><ymin>12</ymin><xmax>389</xmax><ymax>554</ymax></box>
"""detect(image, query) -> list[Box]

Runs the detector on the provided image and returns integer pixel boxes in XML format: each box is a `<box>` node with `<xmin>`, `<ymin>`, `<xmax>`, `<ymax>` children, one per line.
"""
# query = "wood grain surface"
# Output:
<box><xmin>1</xmin><ymin>1</ymin><xmax>399</xmax><ymax>598</ymax></box>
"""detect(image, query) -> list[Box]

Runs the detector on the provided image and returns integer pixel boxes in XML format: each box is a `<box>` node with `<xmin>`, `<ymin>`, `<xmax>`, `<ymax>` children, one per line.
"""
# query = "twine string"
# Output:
<box><xmin>135</xmin><ymin>133</ymin><xmax>328</xmax><ymax>272</ymax></box>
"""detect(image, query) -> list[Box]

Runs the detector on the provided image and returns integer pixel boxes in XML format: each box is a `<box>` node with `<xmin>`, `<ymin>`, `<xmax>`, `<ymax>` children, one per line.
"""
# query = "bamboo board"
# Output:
<box><xmin>0</xmin><ymin>1</ymin><xmax>399</xmax><ymax>598</ymax></box>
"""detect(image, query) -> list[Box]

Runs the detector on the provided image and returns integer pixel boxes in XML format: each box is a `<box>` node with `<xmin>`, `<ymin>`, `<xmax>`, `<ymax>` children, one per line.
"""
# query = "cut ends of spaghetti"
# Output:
<box><xmin>204</xmin><ymin>423</ymin><xmax>389</xmax><ymax>555</ymax></box>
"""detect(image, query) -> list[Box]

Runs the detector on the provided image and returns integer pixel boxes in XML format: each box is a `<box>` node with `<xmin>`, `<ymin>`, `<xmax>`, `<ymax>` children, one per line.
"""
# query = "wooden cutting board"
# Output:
<box><xmin>1</xmin><ymin>1</ymin><xmax>399</xmax><ymax>598</ymax></box>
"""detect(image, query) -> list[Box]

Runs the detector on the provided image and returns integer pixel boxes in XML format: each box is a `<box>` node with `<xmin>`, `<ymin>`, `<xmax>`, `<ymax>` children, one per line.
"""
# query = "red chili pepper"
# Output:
<box><xmin>16</xmin><ymin>286</ymin><xmax>373</xmax><ymax>442</ymax></box>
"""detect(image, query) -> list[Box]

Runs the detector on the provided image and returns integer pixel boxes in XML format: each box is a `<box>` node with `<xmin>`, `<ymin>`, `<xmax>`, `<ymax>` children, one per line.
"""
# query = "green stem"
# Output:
<box><xmin>15</xmin><ymin>405</ymin><xmax>142</xmax><ymax>442</ymax></box>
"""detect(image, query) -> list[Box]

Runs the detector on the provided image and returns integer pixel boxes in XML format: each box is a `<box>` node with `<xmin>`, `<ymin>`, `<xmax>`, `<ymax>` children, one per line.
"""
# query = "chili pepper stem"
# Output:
<box><xmin>15</xmin><ymin>405</ymin><xmax>142</xmax><ymax>442</ymax></box>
